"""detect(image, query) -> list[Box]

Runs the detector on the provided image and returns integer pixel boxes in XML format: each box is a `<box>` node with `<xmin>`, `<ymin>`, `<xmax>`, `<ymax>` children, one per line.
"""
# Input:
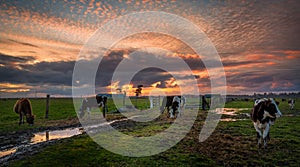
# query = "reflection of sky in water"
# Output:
<box><xmin>0</xmin><ymin>148</ymin><xmax>17</xmax><ymax>157</ymax></box>
<box><xmin>214</xmin><ymin>108</ymin><xmax>250</xmax><ymax>122</ymax></box>
<box><xmin>220</xmin><ymin>118</ymin><xmax>247</xmax><ymax>122</ymax></box>
<box><xmin>0</xmin><ymin>118</ymin><xmax>130</xmax><ymax>158</ymax></box>
<box><xmin>214</xmin><ymin>108</ymin><xmax>251</xmax><ymax>116</ymax></box>
<box><xmin>31</xmin><ymin>128</ymin><xmax>83</xmax><ymax>144</ymax></box>
<box><xmin>0</xmin><ymin>128</ymin><xmax>84</xmax><ymax>158</ymax></box>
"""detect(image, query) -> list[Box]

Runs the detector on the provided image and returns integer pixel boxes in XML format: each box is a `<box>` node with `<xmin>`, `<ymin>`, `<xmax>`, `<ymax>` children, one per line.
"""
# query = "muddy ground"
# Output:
<box><xmin>1</xmin><ymin>109</ymin><xmax>299</xmax><ymax>166</ymax></box>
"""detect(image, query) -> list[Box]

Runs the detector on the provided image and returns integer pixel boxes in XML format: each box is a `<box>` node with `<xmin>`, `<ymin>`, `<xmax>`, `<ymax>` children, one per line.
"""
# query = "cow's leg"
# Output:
<box><xmin>19</xmin><ymin>112</ymin><xmax>22</xmax><ymax>125</ymax></box>
<box><xmin>177</xmin><ymin>108</ymin><xmax>181</xmax><ymax>117</ymax></box>
<box><xmin>266</xmin><ymin>132</ymin><xmax>270</xmax><ymax>141</ymax></box>
<box><xmin>256</xmin><ymin>132</ymin><xmax>262</xmax><ymax>148</ymax></box>
<box><xmin>102</xmin><ymin>106</ymin><xmax>106</xmax><ymax>118</ymax></box>
<box><xmin>99</xmin><ymin>102</ymin><xmax>104</xmax><ymax>108</ymax></box>
<box><xmin>169</xmin><ymin>109</ymin><xmax>174</xmax><ymax>118</ymax></box>
<box><xmin>253</xmin><ymin>122</ymin><xmax>262</xmax><ymax>148</ymax></box>
<box><xmin>263</xmin><ymin>123</ymin><xmax>270</xmax><ymax>148</ymax></box>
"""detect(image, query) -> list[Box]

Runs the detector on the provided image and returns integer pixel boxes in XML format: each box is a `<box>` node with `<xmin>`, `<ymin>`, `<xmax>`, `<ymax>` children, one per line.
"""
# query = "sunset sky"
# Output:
<box><xmin>0</xmin><ymin>0</ymin><xmax>299</xmax><ymax>97</ymax></box>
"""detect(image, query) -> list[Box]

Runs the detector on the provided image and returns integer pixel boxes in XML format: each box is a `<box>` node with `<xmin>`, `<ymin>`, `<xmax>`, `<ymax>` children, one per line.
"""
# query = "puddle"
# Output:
<box><xmin>214</xmin><ymin>108</ymin><xmax>251</xmax><ymax>122</ymax></box>
<box><xmin>220</xmin><ymin>118</ymin><xmax>247</xmax><ymax>122</ymax></box>
<box><xmin>0</xmin><ymin>116</ymin><xmax>138</xmax><ymax>159</ymax></box>
<box><xmin>0</xmin><ymin>109</ymin><xmax>251</xmax><ymax>159</ymax></box>
<box><xmin>31</xmin><ymin>128</ymin><xmax>84</xmax><ymax>144</ymax></box>
<box><xmin>0</xmin><ymin>127</ymin><xmax>84</xmax><ymax>158</ymax></box>
<box><xmin>0</xmin><ymin>148</ymin><xmax>17</xmax><ymax>157</ymax></box>
<box><xmin>215</xmin><ymin>108</ymin><xmax>251</xmax><ymax>116</ymax></box>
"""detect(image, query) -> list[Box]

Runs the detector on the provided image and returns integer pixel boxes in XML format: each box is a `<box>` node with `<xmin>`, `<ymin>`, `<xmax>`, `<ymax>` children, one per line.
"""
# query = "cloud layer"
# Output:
<box><xmin>0</xmin><ymin>0</ymin><xmax>299</xmax><ymax>97</ymax></box>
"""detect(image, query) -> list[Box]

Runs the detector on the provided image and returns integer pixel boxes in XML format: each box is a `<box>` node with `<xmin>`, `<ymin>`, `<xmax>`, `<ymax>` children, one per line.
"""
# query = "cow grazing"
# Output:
<box><xmin>251</xmin><ymin>98</ymin><xmax>282</xmax><ymax>148</ymax></box>
<box><xmin>288</xmin><ymin>99</ymin><xmax>295</xmax><ymax>110</ymax></box>
<box><xmin>13</xmin><ymin>98</ymin><xmax>35</xmax><ymax>125</ymax></box>
<box><xmin>79</xmin><ymin>94</ymin><xmax>107</xmax><ymax>118</ymax></box>
<box><xmin>160</xmin><ymin>96</ymin><xmax>186</xmax><ymax>118</ymax></box>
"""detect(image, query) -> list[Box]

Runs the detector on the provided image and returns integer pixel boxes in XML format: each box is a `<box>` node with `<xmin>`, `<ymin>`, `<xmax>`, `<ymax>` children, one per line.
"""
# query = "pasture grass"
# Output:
<box><xmin>2</xmin><ymin>97</ymin><xmax>300</xmax><ymax>166</ymax></box>
<box><xmin>9</xmin><ymin>109</ymin><xmax>300</xmax><ymax>166</ymax></box>
<box><xmin>0</xmin><ymin>98</ymin><xmax>77</xmax><ymax>133</ymax></box>
<box><xmin>0</xmin><ymin>98</ymin><xmax>150</xmax><ymax>133</ymax></box>
<box><xmin>0</xmin><ymin>97</ymin><xmax>297</xmax><ymax>133</ymax></box>
<box><xmin>10</xmin><ymin>134</ymin><xmax>215</xmax><ymax>167</ymax></box>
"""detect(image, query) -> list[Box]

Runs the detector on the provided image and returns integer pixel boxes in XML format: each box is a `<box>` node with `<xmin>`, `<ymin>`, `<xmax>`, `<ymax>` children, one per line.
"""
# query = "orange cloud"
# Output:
<box><xmin>0</xmin><ymin>83</ymin><xmax>32</xmax><ymax>93</ymax></box>
<box><xmin>271</xmin><ymin>81</ymin><xmax>294</xmax><ymax>89</ymax></box>
<box><xmin>0</xmin><ymin>33</ymin><xmax>82</xmax><ymax>62</ymax></box>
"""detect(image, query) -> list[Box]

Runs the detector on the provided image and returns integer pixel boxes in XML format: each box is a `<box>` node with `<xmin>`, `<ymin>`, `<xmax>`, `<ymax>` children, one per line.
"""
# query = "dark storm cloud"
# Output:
<box><xmin>0</xmin><ymin>61</ymin><xmax>75</xmax><ymax>85</ymax></box>
<box><xmin>0</xmin><ymin>53</ymin><xmax>73</xmax><ymax>85</ymax></box>
<box><xmin>0</xmin><ymin>52</ymin><xmax>35</xmax><ymax>65</ymax></box>
<box><xmin>130</xmin><ymin>68</ymin><xmax>172</xmax><ymax>88</ymax></box>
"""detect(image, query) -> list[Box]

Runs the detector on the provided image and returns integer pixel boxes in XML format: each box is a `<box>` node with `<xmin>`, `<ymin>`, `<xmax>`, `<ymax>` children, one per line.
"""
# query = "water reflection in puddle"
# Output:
<box><xmin>220</xmin><ymin>118</ymin><xmax>248</xmax><ymax>122</ymax></box>
<box><xmin>0</xmin><ymin>127</ymin><xmax>84</xmax><ymax>158</ymax></box>
<box><xmin>0</xmin><ymin>116</ymin><xmax>136</xmax><ymax>158</ymax></box>
<box><xmin>214</xmin><ymin>108</ymin><xmax>251</xmax><ymax>122</ymax></box>
<box><xmin>31</xmin><ymin>128</ymin><xmax>84</xmax><ymax>144</ymax></box>
<box><xmin>214</xmin><ymin>108</ymin><xmax>251</xmax><ymax>116</ymax></box>
<box><xmin>0</xmin><ymin>148</ymin><xmax>17</xmax><ymax>157</ymax></box>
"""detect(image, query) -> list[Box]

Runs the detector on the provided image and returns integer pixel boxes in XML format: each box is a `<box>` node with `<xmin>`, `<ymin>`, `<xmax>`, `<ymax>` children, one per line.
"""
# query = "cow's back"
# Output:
<box><xmin>22</xmin><ymin>99</ymin><xmax>32</xmax><ymax>115</ymax></box>
<box><xmin>14</xmin><ymin>98</ymin><xmax>32</xmax><ymax>115</ymax></box>
<box><xmin>13</xmin><ymin>99</ymin><xmax>21</xmax><ymax>114</ymax></box>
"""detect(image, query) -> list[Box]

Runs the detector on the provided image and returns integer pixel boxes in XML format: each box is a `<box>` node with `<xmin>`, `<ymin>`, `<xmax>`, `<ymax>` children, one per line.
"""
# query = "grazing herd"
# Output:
<box><xmin>11</xmin><ymin>96</ymin><xmax>297</xmax><ymax>149</ymax></box>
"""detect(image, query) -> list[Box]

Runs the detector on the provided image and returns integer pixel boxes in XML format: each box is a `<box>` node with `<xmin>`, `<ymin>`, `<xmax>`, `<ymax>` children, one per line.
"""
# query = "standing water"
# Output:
<box><xmin>0</xmin><ymin>116</ymin><xmax>136</xmax><ymax>160</ymax></box>
<box><xmin>0</xmin><ymin>127</ymin><xmax>84</xmax><ymax>158</ymax></box>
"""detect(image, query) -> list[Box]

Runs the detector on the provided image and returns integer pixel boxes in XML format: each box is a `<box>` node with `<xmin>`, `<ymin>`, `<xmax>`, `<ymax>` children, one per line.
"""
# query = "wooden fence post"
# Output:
<box><xmin>45</xmin><ymin>94</ymin><xmax>50</xmax><ymax>118</ymax></box>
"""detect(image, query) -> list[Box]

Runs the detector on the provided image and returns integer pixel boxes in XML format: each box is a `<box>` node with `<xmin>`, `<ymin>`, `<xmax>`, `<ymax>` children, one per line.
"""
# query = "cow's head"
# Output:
<box><xmin>264</xmin><ymin>98</ymin><xmax>282</xmax><ymax>123</ymax></box>
<box><xmin>26</xmin><ymin>114</ymin><xmax>35</xmax><ymax>125</ymax></box>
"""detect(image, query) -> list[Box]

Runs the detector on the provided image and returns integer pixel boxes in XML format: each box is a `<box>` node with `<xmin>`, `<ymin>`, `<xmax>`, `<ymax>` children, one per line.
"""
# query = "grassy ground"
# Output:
<box><xmin>0</xmin><ymin>97</ymin><xmax>150</xmax><ymax>133</ymax></box>
<box><xmin>2</xmin><ymin>97</ymin><xmax>300</xmax><ymax>166</ymax></box>
<box><xmin>9</xmin><ymin>110</ymin><xmax>300</xmax><ymax>166</ymax></box>
<box><xmin>0</xmin><ymin>98</ymin><xmax>77</xmax><ymax>133</ymax></box>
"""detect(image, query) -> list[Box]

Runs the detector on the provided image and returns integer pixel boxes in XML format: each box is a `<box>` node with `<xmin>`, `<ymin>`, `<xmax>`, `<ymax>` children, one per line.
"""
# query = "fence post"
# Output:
<box><xmin>45</xmin><ymin>94</ymin><xmax>50</xmax><ymax>118</ymax></box>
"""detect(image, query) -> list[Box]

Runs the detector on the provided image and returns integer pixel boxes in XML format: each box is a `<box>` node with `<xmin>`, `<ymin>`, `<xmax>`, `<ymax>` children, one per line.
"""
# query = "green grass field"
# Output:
<box><xmin>0</xmin><ymin>98</ymin><xmax>77</xmax><ymax>133</ymax></box>
<box><xmin>0</xmin><ymin>97</ymin><xmax>150</xmax><ymax>133</ymax></box>
<box><xmin>1</xmin><ymin>97</ymin><xmax>299</xmax><ymax>166</ymax></box>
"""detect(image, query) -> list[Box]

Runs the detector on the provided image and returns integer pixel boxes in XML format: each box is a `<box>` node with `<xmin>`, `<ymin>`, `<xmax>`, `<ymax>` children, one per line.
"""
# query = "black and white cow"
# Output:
<box><xmin>288</xmin><ymin>99</ymin><xmax>295</xmax><ymax>110</ymax></box>
<box><xmin>251</xmin><ymin>98</ymin><xmax>282</xmax><ymax>148</ymax></box>
<box><xmin>79</xmin><ymin>94</ymin><xmax>107</xmax><ymax>118</ymax></box>
<box><xmin>160</xmin><ymin>96</ymin><xmax>186</xmax><ymax>118</ymax></box>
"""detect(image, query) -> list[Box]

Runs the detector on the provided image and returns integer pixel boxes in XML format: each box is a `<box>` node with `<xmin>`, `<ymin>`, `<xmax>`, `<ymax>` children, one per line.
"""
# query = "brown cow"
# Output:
<box><xmin>13</xmin><ymin>98</ymin><xmax>35</xmax><ymax>125</ymax></box>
